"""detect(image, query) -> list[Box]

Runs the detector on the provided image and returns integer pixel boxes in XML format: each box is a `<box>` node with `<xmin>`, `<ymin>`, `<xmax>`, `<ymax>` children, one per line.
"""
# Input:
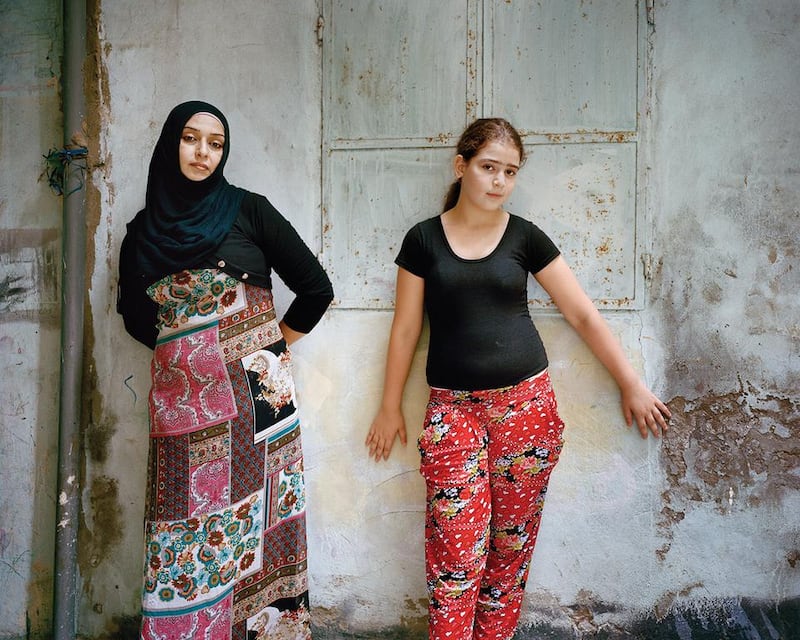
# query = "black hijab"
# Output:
<box><xmin>132</xmin><ymin>100</ymin><xmax>246</xmax><ymax>280</ymax></box>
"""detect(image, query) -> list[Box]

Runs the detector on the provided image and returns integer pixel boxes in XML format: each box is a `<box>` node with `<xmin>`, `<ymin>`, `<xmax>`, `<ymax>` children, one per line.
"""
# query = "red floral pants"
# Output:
<box><xmin>418</xmin><ymin>370</ymin><xmax>565</xmax><ymax>640</ymax></box>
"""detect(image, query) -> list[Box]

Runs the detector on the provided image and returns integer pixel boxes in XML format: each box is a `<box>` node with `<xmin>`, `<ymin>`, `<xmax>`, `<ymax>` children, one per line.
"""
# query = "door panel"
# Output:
<box><xmin>323</xmin><ymin>1</ymin><xmax>645</xmax><ymax>309</ymax></box>
<box><xmin>487</xmin><ymin>0</ymin><xmax>639</xmax><ymax>133</ymax></box>
<box><xmin>325</xmin><ymin>147</ymin><xmax>452</xmax><ymax>308</ymax></box>
<box><xmin>326</xmin><ymin>0</ymin><xmax>472</xmax><ymax>143</ymax></box>
<box><xmin>511</xmin><ymin>143</ymin><xmax>638</xmax><ymax>305</ymax></box>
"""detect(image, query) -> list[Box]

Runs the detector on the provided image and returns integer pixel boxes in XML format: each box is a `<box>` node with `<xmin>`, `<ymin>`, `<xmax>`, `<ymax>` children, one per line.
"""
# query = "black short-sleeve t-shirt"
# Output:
<box><xmin>395</xmin><ymin>213</ymin><xmax>560</xmax><ymax>390</ymax></box>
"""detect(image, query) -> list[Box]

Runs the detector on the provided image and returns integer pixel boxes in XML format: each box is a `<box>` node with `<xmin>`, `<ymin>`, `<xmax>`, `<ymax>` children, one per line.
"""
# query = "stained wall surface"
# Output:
<box><xmin>0</xmin><ymin>0</ymin><xmax>62</xmax><ymax>637</ymax></box>
<box><xmin>647</xmin><ymin>0</ymin><xmax>800</xmax><ymax>616</ymax></box>
<box><xmin>0</xmin><ymin>1</ymin><xmax>797</xmax><ymax>639</ymax></box>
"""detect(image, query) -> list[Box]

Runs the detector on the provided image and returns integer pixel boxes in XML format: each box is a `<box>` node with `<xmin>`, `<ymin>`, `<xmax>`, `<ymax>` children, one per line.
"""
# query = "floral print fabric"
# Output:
<box><xmin>141</xmin><ymin>270</ymin><xmax>310</xmax><ymax>639</ymax></box>
<box><xmin>418</xmin><ymin>371</ymin><xmax>565</xmax><ymax>640</ymax></box>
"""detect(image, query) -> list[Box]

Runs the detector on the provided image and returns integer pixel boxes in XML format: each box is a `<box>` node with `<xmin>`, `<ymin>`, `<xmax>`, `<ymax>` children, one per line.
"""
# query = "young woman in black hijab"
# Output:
<box><xmin>118</xmin><ymin>101</ymin><xmax>333</xmax><ymax>639</ymax></box>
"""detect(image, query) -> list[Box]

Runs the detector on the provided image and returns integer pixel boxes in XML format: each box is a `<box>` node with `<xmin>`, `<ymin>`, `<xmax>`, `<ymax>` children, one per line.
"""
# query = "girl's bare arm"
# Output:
<box><xmin>366</xmin><ymin>268</ymin><xmax>425</xmax><ymax>460</ymax></box>
<box><xmin>535</xmin><ymin>256</ymin><xmax>671</xmax><ymax>438</ymax></box>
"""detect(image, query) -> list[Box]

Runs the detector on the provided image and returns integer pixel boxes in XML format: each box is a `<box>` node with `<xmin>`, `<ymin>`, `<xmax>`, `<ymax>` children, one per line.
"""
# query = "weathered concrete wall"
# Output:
<box><xmin>0</xmin><ymin>1</ymin><xmax>798</xmax><ymax>639</ymax></box>
<box><xmin>649</xmin><ymin>0</ymin><xmax>800</xmax><ymax>598</ymax></box>
<box><xmin>0</xmin><ymin>1</ymin><xmax>62</xmax><ymax>637</ymax></box>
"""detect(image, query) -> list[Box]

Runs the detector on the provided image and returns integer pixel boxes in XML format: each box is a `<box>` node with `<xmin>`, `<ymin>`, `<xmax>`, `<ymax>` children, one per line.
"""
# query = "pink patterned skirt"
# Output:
<box><xmin>140</xmin><ymin>269</ymin><xmax>311</xmax><ymax>639</ymax></box>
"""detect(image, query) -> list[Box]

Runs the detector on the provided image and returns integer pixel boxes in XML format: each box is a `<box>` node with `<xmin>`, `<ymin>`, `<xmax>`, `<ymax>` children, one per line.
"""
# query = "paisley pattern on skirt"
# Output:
<box><xmin>141</xmin><ymin>269</ymin><xmax>311</xmax><ymax>640</ymax></box>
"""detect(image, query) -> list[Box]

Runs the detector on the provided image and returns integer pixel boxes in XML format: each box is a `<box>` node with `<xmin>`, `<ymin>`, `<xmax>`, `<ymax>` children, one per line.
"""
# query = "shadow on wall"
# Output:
<box><xmin>80</xmin><ymin>597</ymin><xmax>799</xmax><ymax>639</ymax></box>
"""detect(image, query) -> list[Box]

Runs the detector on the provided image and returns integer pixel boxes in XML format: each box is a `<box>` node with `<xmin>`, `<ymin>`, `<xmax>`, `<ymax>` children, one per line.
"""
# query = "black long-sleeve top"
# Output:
<box><xmin>118</xmin><ymin>191</ymin><xmax>333</xmax><ymax>349</ymax></box>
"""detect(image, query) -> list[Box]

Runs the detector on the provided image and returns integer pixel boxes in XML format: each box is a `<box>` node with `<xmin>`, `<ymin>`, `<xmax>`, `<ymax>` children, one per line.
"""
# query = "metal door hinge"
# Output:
<box><xmin>316</xmin><ymin>16</ymin><xmax>325</xmax><ymax>46</ymax></box>
<box><xmin>641</xmin><ymin>252</ymin><xmax>653</xmax><ymax>281</ymax></box>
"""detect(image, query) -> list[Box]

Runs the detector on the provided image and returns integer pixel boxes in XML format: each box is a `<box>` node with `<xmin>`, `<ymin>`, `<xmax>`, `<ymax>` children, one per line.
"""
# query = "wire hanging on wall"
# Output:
<box><xmin>42</xmin><ymin>147</ymin><xmax>89</xmax><ymax>196</ymax></box>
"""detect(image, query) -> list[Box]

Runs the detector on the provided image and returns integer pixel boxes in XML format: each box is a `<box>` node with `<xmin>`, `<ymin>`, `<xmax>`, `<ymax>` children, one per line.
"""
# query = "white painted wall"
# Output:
<box><xmin>82</xmin><ymin>0</ymin><xmax>800</xmax><ymax>635</ymax></box>
<box><xmin>0</xmin><ymin>1</ymin><xmax>797</xmax><ymax>638</ymax></box>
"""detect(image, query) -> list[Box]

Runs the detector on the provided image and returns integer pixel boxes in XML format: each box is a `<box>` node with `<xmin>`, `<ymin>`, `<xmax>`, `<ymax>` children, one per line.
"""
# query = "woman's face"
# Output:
<box><xmin>178</xmin><ymin>112</ymin><xmax>225</xmax><ymax>181</ymax></box>
<box><xmin>454</xmin><ymin>140</ymin><xmax>520</xmax><ymax>211</ymax></box>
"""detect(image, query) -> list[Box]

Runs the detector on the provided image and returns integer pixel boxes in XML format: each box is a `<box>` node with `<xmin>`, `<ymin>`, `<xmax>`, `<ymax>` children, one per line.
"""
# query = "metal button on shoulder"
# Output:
<box><xmin>241</xmin><ymin>273</ymin><xmax>249</xmax><ymax>280</ymax></box>
<box><xmin>217</xmin><ymin>260</ymin><xmax>226</xmax><ymax>268</ymax></box>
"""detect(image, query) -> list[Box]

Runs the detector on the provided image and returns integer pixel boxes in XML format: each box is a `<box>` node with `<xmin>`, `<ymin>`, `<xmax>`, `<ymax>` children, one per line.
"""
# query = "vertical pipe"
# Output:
<box><xmin>53</xmin><ymin>0</ymin><xmax>87</xmax><ymax>638</ymax></box>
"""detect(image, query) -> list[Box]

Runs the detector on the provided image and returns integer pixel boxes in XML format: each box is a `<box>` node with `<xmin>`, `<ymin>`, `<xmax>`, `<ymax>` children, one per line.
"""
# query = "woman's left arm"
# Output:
<box><xmin>534</xmin><ymin>255</ymin><xmax>671</xmax><ymax>438</ymax></box>
<box><xmin>251</xmin><ymin>195</ymin><xmax>334</xmax><ymax>344</ymax></box>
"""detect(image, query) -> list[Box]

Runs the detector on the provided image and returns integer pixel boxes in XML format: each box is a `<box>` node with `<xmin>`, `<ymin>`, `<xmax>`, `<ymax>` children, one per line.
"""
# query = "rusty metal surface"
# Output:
<box><xmin>486</xmin><ymin>0</ymin><xmax>639</xmax><ymax>134</ymax></box>
<box><xmin>322</xmin><ymin>1</ymin><xmax>646</xmax><ymax>310</ymax></box>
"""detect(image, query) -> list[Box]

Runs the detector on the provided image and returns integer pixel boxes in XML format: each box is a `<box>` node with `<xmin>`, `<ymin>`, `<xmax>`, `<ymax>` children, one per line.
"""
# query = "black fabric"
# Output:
<box><xmin>117</xmin><ymin>193</ymin><xmax>334</xmax><ymax>349</ymax></box>
<box><xmin>134</xmin><ymin>101</ymin><xmax>246</xmax><ymax>281</ymax></box>
<box><xmin>395</xmin><ymin>214</ymin><xmax>560</xmax><ymax>390</ymax></box>
<box><xmin>117</xmin><ymin>218</ymin><xmax>161</xmax><ymax>348</ymax></box>
<box><xmin>202</xmin><ymin>192</ymin><xmax>334</xmax><ymax>334</ymax></box>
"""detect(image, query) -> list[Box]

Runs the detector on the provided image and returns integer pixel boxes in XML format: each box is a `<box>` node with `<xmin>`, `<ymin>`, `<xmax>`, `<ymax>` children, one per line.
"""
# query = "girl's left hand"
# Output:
<box><xmin>620</xmin><ymin>381</ymin><xmax>671</xmax><ymax>438</ymax></box>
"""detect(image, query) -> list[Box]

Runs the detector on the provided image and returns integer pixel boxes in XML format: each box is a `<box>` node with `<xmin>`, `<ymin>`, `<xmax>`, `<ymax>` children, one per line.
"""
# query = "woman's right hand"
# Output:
<box><xmin>365</xmin><ymin>406</ymin><xmax>408</xmax><ymax>461</ymax></box>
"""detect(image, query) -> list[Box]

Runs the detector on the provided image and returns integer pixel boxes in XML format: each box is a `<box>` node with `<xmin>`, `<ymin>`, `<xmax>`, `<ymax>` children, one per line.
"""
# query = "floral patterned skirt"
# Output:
<box><xmin>140</xmin><ymin>269</ymin><xmax>311</xmax><ymax>639</ymax></box>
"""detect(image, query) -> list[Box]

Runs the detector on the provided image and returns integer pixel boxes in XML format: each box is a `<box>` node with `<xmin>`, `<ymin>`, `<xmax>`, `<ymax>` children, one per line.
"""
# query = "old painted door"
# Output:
<box><xmin>322</xmin><ymin>0</ymin><xmax>647</xmax><ymax>310</ymax></box>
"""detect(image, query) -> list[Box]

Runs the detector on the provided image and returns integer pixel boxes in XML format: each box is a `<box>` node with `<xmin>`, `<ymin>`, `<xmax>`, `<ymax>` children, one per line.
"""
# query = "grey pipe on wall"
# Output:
<box><xmin>53</xmin><ymin>1</ymin><xmax>87</xmax><ymax>637</ymax></box>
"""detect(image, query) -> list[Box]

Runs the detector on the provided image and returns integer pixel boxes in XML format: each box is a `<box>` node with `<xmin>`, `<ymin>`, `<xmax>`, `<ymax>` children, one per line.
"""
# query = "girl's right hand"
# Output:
<box><xmin>365</xmin><ymin>407</ymin><xmax>408</xmax><ymax>461</ymax></box>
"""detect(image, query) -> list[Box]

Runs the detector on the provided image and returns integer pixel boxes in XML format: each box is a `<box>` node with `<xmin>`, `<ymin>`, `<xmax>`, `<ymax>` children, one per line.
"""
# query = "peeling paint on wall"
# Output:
<box><xmin>657</xmin><ymin>380</ymin><xmax>800</xmax><ymax>558</ymax></box>
<box><xmin>0</xmin><ymin>229</ymin><xmax>60</xmax><ymax>321</ymax></box>
<box><xmin>0</xmin><ymin>0</ymin><xmax>64</xmax><ymax>634</ymax></box>
<box><xmin>77</xmin><ymin>9</ymin><xmax>130</xmax><ymax>621</ymax></box>
<box><xmin>671</xmin><ymin>384</ymin><xmax>799</xmax><ymax>507</ymax></box>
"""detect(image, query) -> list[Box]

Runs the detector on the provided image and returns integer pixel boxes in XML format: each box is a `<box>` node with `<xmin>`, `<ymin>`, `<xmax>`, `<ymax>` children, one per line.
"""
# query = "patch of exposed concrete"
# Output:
<box><xmin>657</xmin><ymin>380</ymin><xmax>800</xmax><ymax>559</ymax></box>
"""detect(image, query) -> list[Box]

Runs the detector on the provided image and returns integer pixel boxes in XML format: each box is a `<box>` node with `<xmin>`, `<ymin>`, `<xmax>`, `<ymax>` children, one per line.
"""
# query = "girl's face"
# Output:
<box><xmin>178</xmin><ymin>112</ymin><xmax>225</xmax><ymax>181</ymax></box>
<box><xmin>454</xmin><ymin>140</ymin><xmax>520</xmax><ymax>211</ymax></box>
